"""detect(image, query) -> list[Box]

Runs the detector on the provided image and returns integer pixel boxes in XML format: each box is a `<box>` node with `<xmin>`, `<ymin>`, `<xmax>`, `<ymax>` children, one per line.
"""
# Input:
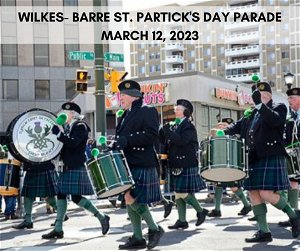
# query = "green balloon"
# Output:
<box><xmin>56</xmin><ymin>113</ymin><xmax>68</xmax><ymax>125</ymax></box>
<box><xmin>2</xmin><ymin>145</ymin><xmax>8</xmax><ymax>152</ymax></box>
<box><xmin>91</xmin><ymin>148</ymin><xmax>100</xmax><ymax>158</ymax></box>
<box><xmin>98</xmin><ymin>136</ymin><xmax>107</xmax><ymax>145</ymax></box>
<box><xmin>174</xmin><ymin>118</ymin><xmax>181</xmax><ymax>124</ymax></box>
<box><xmin>251</xmin><ymin>74</ymin><xmax>260</xmax><ymax>83</ymax></box>
<box><xmin>216</xmin><ymin>130</ymin><xmax>225</xmax><ymax>137</ymax></box>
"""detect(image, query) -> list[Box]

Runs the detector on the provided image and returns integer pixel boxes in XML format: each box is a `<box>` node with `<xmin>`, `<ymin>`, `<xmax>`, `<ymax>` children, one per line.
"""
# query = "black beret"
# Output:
<box><xmin>256</xmin><ymin>82</ymin><xmax>272</xmax><ymax>94</ymax></box>
<box><xmin>118</xmin><ymin>80</ymin><xmax>142</xmax><ymax>97</ymax></box>
<box><xmin>176</xmin><ymin>99</ymin><xmax>193</xmax><ymax>113</ymax></box>
<box><xmin>221</xmin><ymin>117</ymin><xmax>234</xmax><ymax>124</ymax></box>
<box><xmin>287</xmin><ymin>87</ymin><xmax>300</xmax><ymax>97</ymax></box>
<box><xmin>62</xmin><ymin>102</ymin><xmax>81</xmax><ymax>114</ymax></box>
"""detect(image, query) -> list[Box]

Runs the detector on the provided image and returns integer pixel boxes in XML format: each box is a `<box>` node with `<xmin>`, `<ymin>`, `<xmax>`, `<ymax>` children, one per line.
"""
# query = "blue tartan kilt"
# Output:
<box><xmin>57</xmin><ymin>166</ymin><xmax>95</xmax><ymax>196</ymax></box>
<box><xmin>130</xmin><ymin>167</ymin><xmax>162</xmax><ymax>205</ymax></box>
<box><xmin>21</xmin><ymin>169</ymin><xmax>58</xmax><ymax>198</ymax></box>
<box><xmin>244</xmin><ymin>155</ymin><xmax>291</xmax><ymax>191</ymax></box>
<box><xmin>172</xmin><ymin>167</ymin><xmax>206</xmax><ymax>193</ymax></box>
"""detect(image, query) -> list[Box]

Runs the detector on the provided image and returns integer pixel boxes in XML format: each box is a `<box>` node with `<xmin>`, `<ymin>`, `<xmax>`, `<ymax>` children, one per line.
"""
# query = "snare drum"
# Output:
<box><xmin>87</xmin><ymin>150</ymin><xmax>134</xmax><ymax>198</ymax></box>
<box><xmin>0</xmin><ymin>159</ymin><xmax>21</xmax><ymax>196</ymax></box>
<box><xmin>200</xmin><ymin>136</ymin><xmax>247</xmax><ymax>182</ymax></box>
<box><xmin>286</xmin><ymin>147</ymin><xmax>300</xmax><ymax>178</ymax></box>
<box><xmin>6</xmin><ymin>109</ymin><xmax>63</xmax><ymax>164</ymax></box>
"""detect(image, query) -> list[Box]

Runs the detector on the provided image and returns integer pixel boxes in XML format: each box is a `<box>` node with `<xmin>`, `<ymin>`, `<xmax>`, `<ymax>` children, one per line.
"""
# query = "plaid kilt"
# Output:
<box><xmin>130</xmin><ymin>167</ymin><xmax>162</xmax><ymax>205</ymax></box>
<box><xmin>21</xmin><ymin>169</ymin><xmax>58</xmax><ymax>198</ymax></box>
<box><xmin>244</xmin><ymin>155</ymin><xmax>291</xmax><ymax>191</ymax></box>
<box><xmin>57</xmin><ymin>166</ymin><xmax>95</xmax><ymax>196</ymax></box>
<box><xmin>172</xmin><ymin>167</ymin><xmax>206</xmax><ymax>193</ymax></box>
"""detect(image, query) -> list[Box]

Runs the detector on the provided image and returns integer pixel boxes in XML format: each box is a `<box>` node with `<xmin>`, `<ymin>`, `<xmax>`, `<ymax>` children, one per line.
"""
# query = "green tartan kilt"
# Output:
<box><xmin>130</xmin><ymin>167</ymin><xmax>162</xmax><ymax>205</ymax></box>
<box><xmin>57</xmin><ymin>166</ymin><xmax>95</xmax><ymax>196</ymax></box>
<box><xmin>21</xmin><ymin>169</ymin><xmax>58</xmax><ymax>198</ymax></box>
<box><xmin>172</xmin><ymin>166</ymin><xmax>206</xmax><ymax>193</ymax></box>
<box><xmin>244</xmin><ymin>155</ymin><xmax>291</xmax><ymax>191</ymax></box>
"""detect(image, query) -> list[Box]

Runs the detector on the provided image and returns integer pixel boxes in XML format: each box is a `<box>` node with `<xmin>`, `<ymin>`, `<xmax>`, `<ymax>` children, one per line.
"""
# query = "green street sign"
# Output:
<box><xmin>68</xmin><ymin>51</ymin><xmax>95</xmax><ymax>61</ymax></box>
<box><xmin>104</xmin><ymin>52</ymin><xmax>124</xmax><ymax>62</ymax></box>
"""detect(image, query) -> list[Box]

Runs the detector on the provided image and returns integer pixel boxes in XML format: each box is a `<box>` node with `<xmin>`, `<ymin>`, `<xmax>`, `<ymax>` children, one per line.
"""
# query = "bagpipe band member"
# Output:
<box><xmin>42</xmin><ymin>102</ymin><xmax>110</xmax><ymax>239</ymax></box>
<box><xmin>115</xmin><ymin>80</ymin><xmax>164</xmax><ymax>250</ymax></box>
<box><xmin>223</xmin><ymin>82</ymin><xmax>300</xmax><ymax>242</ymax></box>
<box><xmin>161</xmin><ymin>99</ymin><xmax>208</xmax><ymax>230</ymax></box>
<box><xmin>279</xmin><ymin>87</ymin><xmax>300</xmax><ymax>227</ymax></box>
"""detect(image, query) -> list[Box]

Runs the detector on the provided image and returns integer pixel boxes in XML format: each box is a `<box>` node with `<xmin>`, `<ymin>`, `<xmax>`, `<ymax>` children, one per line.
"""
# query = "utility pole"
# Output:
<box><xmin>94</xmin><ymin>0</ymin><xmax>106</xmax><ymax>142</ymax></box>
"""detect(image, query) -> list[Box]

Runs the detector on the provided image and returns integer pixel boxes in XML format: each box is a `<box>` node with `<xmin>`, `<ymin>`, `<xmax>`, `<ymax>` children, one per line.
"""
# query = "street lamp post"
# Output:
<box><xmin>284</xmin><ymin>72</ymin><xmax>295</xmax><ymax>90</ymax></box>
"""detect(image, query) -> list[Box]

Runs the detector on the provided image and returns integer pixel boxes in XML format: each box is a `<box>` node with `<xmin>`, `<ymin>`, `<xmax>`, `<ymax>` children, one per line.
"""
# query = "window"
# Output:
<box><xmin>204</xmin><ymin>61</ymin><xmax>211</xmax><ymax>68</ymax></box>
<box><xmin>217</xmin><ymin>60</ymin><xmax>224</xmax><ymax>67</ymax></box>
<box><xmin>32</xmin><ymin>0</ymin><xmax>47</xmax><ymax>5</ymax></box>
<box><xmin>138</xmin><ymin>54</ymin><xmax>145</xmax><ymax>61</ymax></box>
<box><xmin>282</xmin><ymin>51</ymin><xmax>289</xmax><ymax>59</ymax></box>
<box><xmin>149</xmin><ymin>53</ymin><xmax>155</xmax><ymax>60</ymax></box>
<box><xmin>138</xmin><ymin>44</ymin><xmax>145</xmax><ymax>49</ymax></box>
<box><xmin>1</xmin><ymin>0</ymin><xmax>16</xmax><ymax>6</ymax></box>
<box><xmin>65</xmin><ymin>44</ymin><xmax>80</xmax><ymax>67</ymax></box>
<box><xmin>267</xmin><ymin>52</ymin><xmax>275</xmax><ymax>60</ymax></box>
<box><xmin>63</xmin><ymin>0</ymin><xmax>78</xmax><ymax>6</ymax></box>
<box><xmin>2</xmin><ymin>80</ymin><xmax>18</xmax><ymax>99</ymax></box>
<box><xmin>35</xmin><ymin>80</ymin><xmax>50</xmax><ymax>100</ymax></box>
<box><xmin>34</xmin><ymin>44</ymin><xmax>49</xmax><ymax>66</ymax></box>
<box><xmin>268</xmin><ymin>66</ymin><xmax>276</xmax><ymax>75</ymax></box>
<box><xmin>188</xmin><ymin>63</ymin><xmax>195</xmax><ymax>71</ymax></box>
<box><xmin>65</xmin><ymin>80</ymin><xmax>76</xmax><ymax>99</ymax></box>
<box><xmin>155</xmin><ymin>53</ymin><xmax>160</xmax><ymax>59</ymax></box>
<box><xmin>188</xmin><ymin>50</ymin><xmax>195</xmax><ymax>57</ymax></box>
<box><xmin>138</xmin><ymin>66</ymin><xmax>145</xmax><ymax>74</ymax></box>
<box><xmin>1</xmin><ymin>44</ymin><xmax>17</xmax><ymax>65</ymax></box>
<box><xmin>204</xmin><ymin>48</ymin><xmax>211</xmax><ymax>56</ymax></box>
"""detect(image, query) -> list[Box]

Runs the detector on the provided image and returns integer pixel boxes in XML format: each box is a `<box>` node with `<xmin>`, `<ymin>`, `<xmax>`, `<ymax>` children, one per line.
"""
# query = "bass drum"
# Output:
<box><xmin>6</xmin><ymin>108</ymin><xmax>63</xmax><ymax>164</ymax></box>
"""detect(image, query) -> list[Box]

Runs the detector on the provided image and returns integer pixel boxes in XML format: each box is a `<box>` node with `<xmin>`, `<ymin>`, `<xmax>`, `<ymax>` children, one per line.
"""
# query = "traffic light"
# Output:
<box><xmin>75</xmin><ymin>69</ymin><xmax>88</xmax><ymax>93</ymax></box>
<box><xmin>104</xmin><ymin>69</ymin><xmax>128</xmax><ymax>93</ymax></box>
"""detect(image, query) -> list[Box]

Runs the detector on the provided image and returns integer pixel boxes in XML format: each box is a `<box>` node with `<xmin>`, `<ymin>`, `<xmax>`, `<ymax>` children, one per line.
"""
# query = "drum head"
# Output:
<box><xmin>6</xmin><ymin>109</ymin><xmax>63</xmax><ymax>163</ymax></box>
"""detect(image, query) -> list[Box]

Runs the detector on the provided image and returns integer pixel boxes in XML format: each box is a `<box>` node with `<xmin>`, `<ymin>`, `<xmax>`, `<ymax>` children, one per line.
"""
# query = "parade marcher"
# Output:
<box><xmin>42</xmin><ymin>102</ymin><xmax>110</xmax><ymax>239</ymax></box>
<box><xmin>115</xmin><ymin>80</ymin><xmax>164</xmax><ymax>250</ymax></box>
<box><xmin>278</xmin><ymin>87</ymin><xmax>300</xmax><ymax>227</ymax></box>
<box><xmin>160</xmin><ymin>99</ymin><xmax>208</xmax><ymax>230</ymax></box>
<box><xmin>13</xmin><ymin>161</ymin><xmax>60</xmax><ymax>229</ymax></box>
<box><xmin>222</xmin><ymin>82</ymin><xmax>300</xmax><ymax>242</ymax></box>
<box><xmin>3</xmin><ymin>195</ymin><xmax>18</xmax><ymax>220</ymax></box>
<box><xmin>208</xmin><ymin>118</ymin><xmax>252</xmax><ymax>217</ymax></box>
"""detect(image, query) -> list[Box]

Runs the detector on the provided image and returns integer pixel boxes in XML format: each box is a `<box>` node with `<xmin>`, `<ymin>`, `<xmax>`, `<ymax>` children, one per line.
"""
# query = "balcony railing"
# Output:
<box><xmin>225</xmin><ymin>45</ymin><xmax>260</xmax><ymax>57</ymax></box>
<box><xmin>225</xmin><ymin>58</ymin><xmax>260</xmax><ymax>69</ymax></box>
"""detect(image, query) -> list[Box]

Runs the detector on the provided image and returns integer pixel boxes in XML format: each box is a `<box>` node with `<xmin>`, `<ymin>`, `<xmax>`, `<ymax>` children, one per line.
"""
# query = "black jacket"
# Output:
<box><xmin>161</xmin><ymin>118</ymin><xmax>199</xmax><ymax>169</ymax></box>
<box><xmin>58</xmin><ymin>120</ymin><xmax>90</xmax><ymax>168</ymax></box>
<box><xmin>225</xmin><ymin>100</ymin><xmax>287</xmax><ymax>159</ymax></box>
<box><xmin>115</xmin><ymin>98</ymin><xmax>159</xmax><ymax>169</ymax></box>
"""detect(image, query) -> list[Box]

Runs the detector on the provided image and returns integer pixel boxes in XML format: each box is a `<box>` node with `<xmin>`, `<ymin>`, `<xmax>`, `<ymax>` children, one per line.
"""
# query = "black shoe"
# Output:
<box><xmin>208</xmin><ymin>209</ymin><xmax>221</xmax><ymax>217</ymax></box>
<box><xmin>290</xmin><ymin>210</ymin><xmax>300</xmax><ymax>238</ymax></box>
<box><xmin>13</xmin><ymin>221</ymin><xmax>33</xmax><ymax>229</ymax></box>
<box><xmin>10</xmin><ymin>213</ymin><xmax>19</xmax><ymax>220</ymax></box>
<box><xmin>119</xmin><ymin>236</ymin><xmax>146</xmax><ymax>250</ymax></box>
<box><xmin>168</xmin><ymin>220</ymin><xmax>189</xmax><ymax>229</ymax></box>
<box><xmin>238</xmin><ymin>205</ymin><xmax>252</xmax><ymax>216</ymax></box>
<box><xmin>50</xmin><ymin>214</ymin><xmax>69</xmax><ymax>227</ymax></box>
<box><xmin>100</xmin><ymin>215</ymin><xmax>110</xmax><ymax>235</ymax></box>
<box><xmin>163</xmin><ymin>202</ymin><xmax>174</xmax><ymax>218</ymax></box>
<box><xmin>278</xmin><ymin>219</ymin><xmax>291</xmax><ymax>227</ymax></box>
<box><xmin>42</xmin><ymin>229</ymin><xmax>64</xmax><ymax>239</ymax></box>
<box><xmin>248</xmin><ymin>216</ymin><xmax>257</xmax><ymax>221</ymax></box>
<box><xmin>245</xmin><ymin>231</ymin><xmax>272</xmax><ymax>243</ymax></box>
<box><xmin>147</xmin><ymin>225</ymin><xmax>164</xmax><ymax>250</ymax></box>
<box><xmin>196</xmin><ymin>208</ymin><xmax>208</xmax><ymax>226</ymax></box>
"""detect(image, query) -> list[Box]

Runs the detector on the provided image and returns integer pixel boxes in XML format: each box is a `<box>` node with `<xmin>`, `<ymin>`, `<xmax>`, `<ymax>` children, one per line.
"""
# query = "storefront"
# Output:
<box><xmin>75</xmin><ymin>72</ymin><xmax>288</xmax><ymax>141</ymax></box>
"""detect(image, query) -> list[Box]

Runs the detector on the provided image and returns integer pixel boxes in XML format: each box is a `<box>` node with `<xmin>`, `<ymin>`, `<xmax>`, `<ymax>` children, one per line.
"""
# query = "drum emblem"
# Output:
<box><xmin>25</xmin><ymin>122</ymin><xmax>55</xmax><ymax>151</ymax></box>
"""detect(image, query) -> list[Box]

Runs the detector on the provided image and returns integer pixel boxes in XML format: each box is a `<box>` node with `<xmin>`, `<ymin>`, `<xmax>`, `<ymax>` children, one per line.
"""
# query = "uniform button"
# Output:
<box><xmin>133</xmin><ymin>147</ymin><xmax>136</xmax><ymax>150</ymax></box>
<box><xmin>136</xmin><ymin>132</ymin><xmax>139</xmax><ymax>134</ymax></box>
<box><xmin>116</xmin><ymin>136</ymin><xmax>119</xmax><ymax>138</ymax></box>
<box><xmin>274</xmin><ymin>140</ymin><xmax>277</xmax><ymax>143</ymax></box>
<box><xmin>267</xmin><ymin>142</ymin><xmax>270</xmax><ymax>145</ymax></box>
<box><xmin>270</xmin><ymin>143</ymin><xmax>273</xmax><ymax>146</ymax></box>
<box><xmin>141</xmin><ymin>148</ymin><xmax>144</xmax><ymax>151</ymax></box>
<box><xmin>183</xmin><ymin>156</ymin><xmax>185</xmax><ymax>158</ymax></box>
<box><xmin>176</xmin><ymin>156</ymin><xmax>179</xmax><ymax>159</ymax></box>
<box><xmin>137</xmin><ymin>148</ymin><xmax>140</xmax><ymax>150</ymax></box>
<box><xmin>130</xmin><ymin>134</ymin><xmax>133</xmax><ymax>136</ymax></box>
<box><xmin>142</xmin><ymin>131</ymin><xmax>145</xmax><ymax>134</ymax></box>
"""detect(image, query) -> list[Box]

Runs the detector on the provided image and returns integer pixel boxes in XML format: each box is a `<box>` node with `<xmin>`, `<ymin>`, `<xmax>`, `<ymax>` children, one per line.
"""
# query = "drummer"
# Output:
<box><xmin>221</xmin><ymin>82</ymin><xmax>300</xmax><ymax>242</ymax></box>
<box><xmin>160</xmin><ymin>99</ymin><xmax>208</xmax><ymax>230</ymax></box>
<box><xmin>42</xmin><ymin>102</ymin><xmax>110</xmax><ymax>239</ymax></box>
<box><xmin>13</xmin><ymin>161</ymin><xmax>60</xmax><ymax>229</ymax></box>
<box><xmin>115</xmin><ymin>80</ymin><xmax>164</xmax><ymax>250</ymax></box>
<box><xmin>278</xmin><ymin>87</ymin><xmax>300</xmax><ymax>227</ymax></box>
<box><xmin>208</xmin><ymin>118</ymin><xmax>252</xmax><ymax>218</ymax></box>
